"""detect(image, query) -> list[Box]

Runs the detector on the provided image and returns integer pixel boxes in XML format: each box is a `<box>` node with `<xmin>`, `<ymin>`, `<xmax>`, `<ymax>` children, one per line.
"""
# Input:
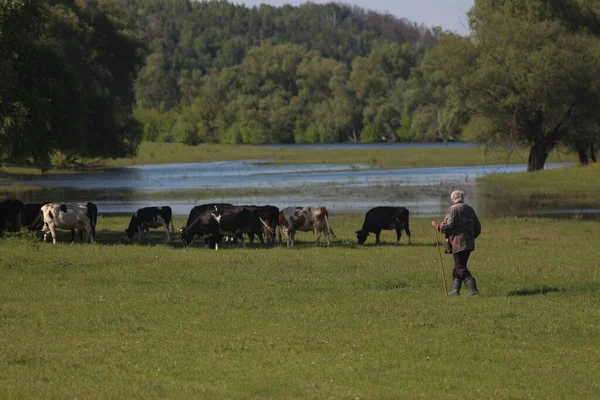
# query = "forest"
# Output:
<box><xmin>1</xmin><ymin>0</ymin><xmax>600</xmax><ymax>171</ymax></box>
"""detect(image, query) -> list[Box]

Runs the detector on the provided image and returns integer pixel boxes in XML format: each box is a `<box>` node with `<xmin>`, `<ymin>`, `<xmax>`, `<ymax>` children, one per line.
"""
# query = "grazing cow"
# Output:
<box><xmin>180</xmin><ymin>203</ymin><xmax>232</xmax><ymax>247</ymax></box>
<box><xmin>41</xmin><ymin>202</ymin><xmax>97</xmax><ymax>244</ymax></box>
<box><xmin>0</xmin><ymin>198</ymin><xmax>24</xmax><ymax>234</ymax></box>
<box><xmin>20</xmin><ymin>202</ymin><xmax>48</xmax><ymax>231</ymax></box>
<box><xmin>356</xmin><ymin>206</ymin><xmax>411</xmax><ymax>245</ymax></box>
<box><xmin>125</xmin><ymin>206</ymin><xmax>174</xmax><ymax>242</ymax></box>
<box><xmin>180</xmin><ymin>204</ymin><xmax>272</xmax><ymax>250</ymax></box>
<box><xmin>278</xmin><ymin>206</ymin><xmax>336</xmax><ymax>247</ymax></box>
<box><xmin>210</xmin><ymin>205</ymin><xmax>274</xmax><ymax>249</ymax></box>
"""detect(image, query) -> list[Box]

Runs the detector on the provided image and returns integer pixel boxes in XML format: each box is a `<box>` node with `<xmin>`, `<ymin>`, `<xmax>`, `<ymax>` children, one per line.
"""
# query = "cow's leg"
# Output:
<box><xmin>375</xmin><ymin>231</ymin><xmax>381</xmax><ymax>245</ymax></box>
<box><xmin>396</xmin><ymin>227</ymin><xmax>403</xmax><ymax>244</ymax></box>
<box><xmin>288</xmin><ymin>229</ymin><xmax>295</xmax><ymax>247</ymax></box>
<box><xmin>43</xmin><ymin>223</ymin><xmax>53</xmax><ymax>243</ymax></box>
<box><xmin>163</xmin><ymin>221</ymin><xmax>171</xmax><ymax>241</ymax></box>
<box><xmin>325</xmin><ymin>227</ymin><xmax>331</xmax><ymax>247</ymax></box>
<box><xmin>47</xmin><ymin>223</ymin><xmax>57</xmax><ymax>244</ymax></box>
<box><xmin>256</xmin><ymin>232</ymin><xmax>265</xmax><ymax>245</ymax></box>
<box><xmin>314</xmin><ymin>228</ymin><xmax>321</xmax><ymax>246</ymax></box>
<box><xmin>85</xmin><ymin>224</ymin><xmax>95</xmax><ymax>244</ymax></box>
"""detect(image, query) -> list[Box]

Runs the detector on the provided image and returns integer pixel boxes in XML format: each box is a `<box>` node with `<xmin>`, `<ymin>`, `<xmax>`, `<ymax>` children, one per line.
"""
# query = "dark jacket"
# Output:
<box><xmin>438</xmin><ymin>203</ymin><xmax>481</xmax><ymax>253</ymax></box>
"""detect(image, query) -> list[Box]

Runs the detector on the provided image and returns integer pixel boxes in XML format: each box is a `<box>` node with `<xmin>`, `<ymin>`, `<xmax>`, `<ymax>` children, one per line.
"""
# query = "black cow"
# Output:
<box><xmin>125</xmin><ymin>206</ymin><xmax>174</xmax><ymax>242</ymax></box>
<box><xmin>210</xmin><ymin>205</ymin><xmax>274</xmax><ymax>249</ymax></box>
<box><xmin>180</xmin><ymin>203</ymin><xmax>233</xmax><ymax>247</ymax></box>
<box><xmin>232</xmin><ymin>205</ymin><xmax>279</xmax><ymax>245</ymax></box>
<box><xmin>356</xmin><ymin>206</ymin><xmax>411</xmax><ymax>245</ymax></box>
<box><xmin>0</xmin><ymin>198</ymin><xmax>24</xmax><ymax>234</ymax></box>
<box><xmin>20</xmin><ymin>202</ymin><xmax>48</xmax><ymax>231</ymax></box>
<box><xmin>180</xmin><ymin>204</ymin><xmax>272</xmax><ymax>250</ymax></box>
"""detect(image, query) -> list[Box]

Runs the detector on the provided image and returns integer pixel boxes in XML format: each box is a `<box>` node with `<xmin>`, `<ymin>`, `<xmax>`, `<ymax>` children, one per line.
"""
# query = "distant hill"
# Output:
<box><xmin>119</xmin><ymin>0</ymin><xmax>437</xmax><ymax>73</ymax></box>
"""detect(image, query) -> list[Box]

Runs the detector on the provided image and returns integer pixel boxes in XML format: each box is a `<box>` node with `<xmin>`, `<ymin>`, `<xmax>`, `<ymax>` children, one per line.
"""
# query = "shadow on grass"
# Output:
<box><xmin>508</xmin><ymin>286</ymin><xmax>566</xmax><ymax>296</ymax></box>
<box><xmin>360</xmin><ymin>242</ymin><xmax>436</xmax><ymax>247</ymax></box>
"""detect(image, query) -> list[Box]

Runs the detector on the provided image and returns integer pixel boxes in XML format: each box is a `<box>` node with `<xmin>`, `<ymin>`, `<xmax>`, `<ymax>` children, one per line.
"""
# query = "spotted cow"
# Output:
<box><xmin>41</xmin><ymin>202</ymin><xmax>97</xmax><ymax>244</ymax></box>
<box><xmin>278</xmin><ymin>206</ymin><xmax>336</xmax><ymax>247</ymax></box>
<box><xmin>125</xmin><ymin>206</ymin><xmax>174</xmax><ymax>242</ymax></box>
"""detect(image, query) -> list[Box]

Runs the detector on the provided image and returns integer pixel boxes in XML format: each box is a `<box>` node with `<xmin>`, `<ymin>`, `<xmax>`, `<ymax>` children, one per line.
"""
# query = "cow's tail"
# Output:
<box><xmin>324</xmin><ymin>212</ymin><xmax>337</xmax><ymax>239</ymax></box>
<box><xmin>170</xmin><ymin>217</ymin><xmax>175</xmax><ymax>234</ymax></box>
<box><xmin>86</xmin><ymin>202</ymin><xmax>97</xmax><ymax>237</ymax></box>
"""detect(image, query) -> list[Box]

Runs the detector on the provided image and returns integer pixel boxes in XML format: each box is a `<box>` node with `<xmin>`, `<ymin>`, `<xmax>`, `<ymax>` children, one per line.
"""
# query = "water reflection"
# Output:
<box><xmin>3</xmin><ymin>160</ymin><xmax>593</xmax><ymax>218</ymax></box>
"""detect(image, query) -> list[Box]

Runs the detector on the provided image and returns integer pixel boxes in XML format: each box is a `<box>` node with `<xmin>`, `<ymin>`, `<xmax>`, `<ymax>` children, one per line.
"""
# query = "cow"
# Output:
<box><xmin>180</xmin><ymin>203</ymin><xmax>233</xmax><ymax>247</ymax></box>
<box><xmin>180</xmin><ymin>204</ymin><xmax>273</xmax><ymax>250</ymax></box>
<box><xmin>125</xmin><ymin>206</ymin><xmax>174</xmax><ymax>242</ymax></box>
<box><xmin>41</xmin><ymin>202</ymin><xmax>97</xmax><ymax>244</ymax></box>
<box><xmin>355</xmin><ymin>206</ymin><xmax>411</xmax><ymax>245</ymax></box>
<box><xmin>278</xmin><ymin>206</ymin><xmax>336</xmax><ymax>247</ymax></box>
<box><xmin>210</xmin><ymin>205</ymin><xmax>274</xmax><ymax>249</ymax></box>
<box><xmin>0</xmin><ymin>198</ymin><xmax>24</xmax><ymax>234</ymax></box>
<box><xmin>20</xmin><ymin>202</ymin><xmax>49</xmax><ymax>231</ymax></box>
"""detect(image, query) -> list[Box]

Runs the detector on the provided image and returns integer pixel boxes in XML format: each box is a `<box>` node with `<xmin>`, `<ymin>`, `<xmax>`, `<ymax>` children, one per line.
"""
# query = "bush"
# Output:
<box><xmin>360</xmin><ymin>123</ymin><xmax>379</xmax><ymax>143</ymax></box>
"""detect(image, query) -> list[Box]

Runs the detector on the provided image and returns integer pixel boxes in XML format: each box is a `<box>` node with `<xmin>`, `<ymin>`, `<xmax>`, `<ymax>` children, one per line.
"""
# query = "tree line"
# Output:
<box><xmin>2</xmin><ymin>0</ymin><xmax>599</xmax><ymax>171</ymax></box>
<box><xmin>1</xmin><ymin>0</ymin><xmax>145</xmax><ymax>171</ymax></box>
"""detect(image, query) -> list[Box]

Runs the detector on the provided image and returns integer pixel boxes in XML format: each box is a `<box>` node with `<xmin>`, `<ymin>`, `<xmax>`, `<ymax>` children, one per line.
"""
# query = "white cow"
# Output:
<box><xmin>41</xmin><ymin>203</ymin><xmax>96</xmax><ymax>244</ymax></box>
<box><xmin>278</xmin><ymin>206</ymin><xmax>336</xmax><ymax>247</ymax></box>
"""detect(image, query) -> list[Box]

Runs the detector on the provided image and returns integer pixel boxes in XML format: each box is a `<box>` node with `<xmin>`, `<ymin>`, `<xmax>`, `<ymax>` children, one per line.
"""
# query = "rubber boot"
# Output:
<box><xmin>448</xmin><ymin>278</ymin><xmax>461</xmax><ymax>296</ymax></box>
<box><xmin>464</xmin><ymin>277</ymin><xmax>479</xmax><ymax>295</ymax></box>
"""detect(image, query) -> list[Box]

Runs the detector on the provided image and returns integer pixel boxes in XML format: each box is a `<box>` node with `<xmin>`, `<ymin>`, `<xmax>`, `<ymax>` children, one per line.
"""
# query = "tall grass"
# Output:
<box><xmin>1</xmin><ymin>216</ymin><xmax>599</xmax><ymax>398</ymax></box>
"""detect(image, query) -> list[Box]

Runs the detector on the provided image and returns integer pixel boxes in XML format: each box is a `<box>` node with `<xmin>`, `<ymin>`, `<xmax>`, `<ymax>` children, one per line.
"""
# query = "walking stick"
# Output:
<box><xmin>433</xmin><ymin>227</ymin><xmax>449</xmax><ymax>297</ymax></box>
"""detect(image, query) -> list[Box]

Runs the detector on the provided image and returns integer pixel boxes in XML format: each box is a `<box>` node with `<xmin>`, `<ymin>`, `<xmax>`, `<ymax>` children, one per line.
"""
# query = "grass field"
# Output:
<box><xmin>1</xmin><ymin>216</ymin><xmax>599</xmax><ymax>398</ymax></box>
<box><xmin>110</xmin><ymin>142</ymin><xmax>578</xmax><ymax>168</ymax></box>
<box><xmin>480</xmin><ymin>163</ymin><xmax>600</xmax><ymax>209</ymax></box>
<box><xmin>1</xmin><ymin>142</ymin><xmax>579</xmax><ymax>177</ymax></box>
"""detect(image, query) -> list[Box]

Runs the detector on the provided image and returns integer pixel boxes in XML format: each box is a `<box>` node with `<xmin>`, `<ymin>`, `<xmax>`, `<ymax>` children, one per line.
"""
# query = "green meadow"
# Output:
<box><xmin>1</xmin><ymin>215</ymin><xmax>599</xmax><ymax>399</ymax></box>
<box><xmin>0</xmin><ymin>142</ymin><xmax>578</xmax><ymax>177</ymax></box>
<box><xmin>480</xmin><ymin>163</ymin><xmax>600</xmax><ymax>208</ymax></box>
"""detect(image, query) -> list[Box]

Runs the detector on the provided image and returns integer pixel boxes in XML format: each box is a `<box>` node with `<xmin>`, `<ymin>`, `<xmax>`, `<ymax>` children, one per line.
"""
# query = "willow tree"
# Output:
<box><xmin>425</xmin><ymin>0</ymin><xmax>600</xmax><ymax>171</ymax></box>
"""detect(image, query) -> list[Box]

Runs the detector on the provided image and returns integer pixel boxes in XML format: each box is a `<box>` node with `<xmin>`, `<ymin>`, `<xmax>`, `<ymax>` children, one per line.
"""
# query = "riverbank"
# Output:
<box><xmin>1</xmin><ymin>142</ymin><xmax>578</xmax><ymax>176</ymax></box>
<box><xmin>110</xmin><ymin>142</ymin><xmax>578</xmax><ymax>168</ymax></box>
<box><xmin>1</xmin><ymin>216</ymin><xmax>599</xmax><ymax>398</ymax></box>
<box><xmin>479</xmin><ymin>163</ymin><xmax>600</xmax><ymax>210</ymax></box>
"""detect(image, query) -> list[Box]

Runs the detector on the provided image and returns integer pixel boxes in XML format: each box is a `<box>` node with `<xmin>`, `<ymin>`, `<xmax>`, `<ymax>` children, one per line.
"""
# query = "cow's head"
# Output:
<box><xmin>356</xmin><ymin>230</ymin><xmax>369</xmax><ymax>245</ymax></box>
<box><xmin>179</xmin><ymin>227</ymin><xmax>192</xmax><ymax>247</ymax></box>
<box><xmin>124</xmin><ymin>214</ymin><xmax>137</xmax><ymax>239</ymax></box>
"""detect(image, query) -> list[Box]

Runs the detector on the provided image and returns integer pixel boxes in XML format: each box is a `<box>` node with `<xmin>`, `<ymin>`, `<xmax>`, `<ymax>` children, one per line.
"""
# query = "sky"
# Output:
<box><xmin>232</xmin><ymin>0</ymin><xmax>475</xmax><ymax>35</ymax></box>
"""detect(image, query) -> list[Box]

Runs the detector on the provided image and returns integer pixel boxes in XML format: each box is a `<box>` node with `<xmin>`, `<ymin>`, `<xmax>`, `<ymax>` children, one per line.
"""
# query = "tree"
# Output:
<box><xmin>427</xmin><ymin>0</ymin><xmax>600</xmax><ymax>171</ymax></box>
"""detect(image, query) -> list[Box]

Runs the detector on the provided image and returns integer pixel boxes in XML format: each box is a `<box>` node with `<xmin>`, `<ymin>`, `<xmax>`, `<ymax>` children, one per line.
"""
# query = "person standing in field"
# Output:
<box><xmin>431</xmin><ymin>190</ymin><xmax>481</xmax><ymax>296</ymax></box>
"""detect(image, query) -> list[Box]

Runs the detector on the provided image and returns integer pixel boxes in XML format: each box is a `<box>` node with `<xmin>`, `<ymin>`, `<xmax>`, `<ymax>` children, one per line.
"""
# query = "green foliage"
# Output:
<box><xmin>428</xmin><ymin>0</ymin><xmax>600</xmax><ymax>170</ymax></box>
<box><xmin>133</xmin><ymin>108</ymin><xmax>178</xmax><ymax>143</ymax></box>
<box><xmin>360</xmin><ymin>123</ymin><xmax>379</xmax><ymax>143</ymax></box>
<box><xmin>0</xmin><ymin>0</ymin><xmax>145</xmax><ymax>170</ymax></box>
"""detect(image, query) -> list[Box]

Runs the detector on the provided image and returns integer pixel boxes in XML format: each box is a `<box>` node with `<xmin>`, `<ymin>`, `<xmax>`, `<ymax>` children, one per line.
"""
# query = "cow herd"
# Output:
<box><xmin>0</xmin><ymin>198</ymin><xmax>412</xmax><ymax>249</ymax></box>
